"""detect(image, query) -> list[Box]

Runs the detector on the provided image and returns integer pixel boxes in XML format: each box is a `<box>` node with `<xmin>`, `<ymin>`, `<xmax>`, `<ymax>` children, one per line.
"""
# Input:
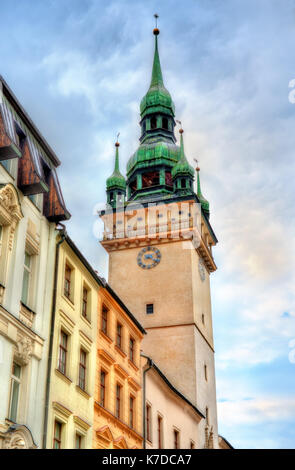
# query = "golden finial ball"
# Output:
<box><xmin>179</xmin><ymin>128</ymin><xmax>184</xmax><ymax>134</ymax></box>
<box><xmin>115</xmin><ymin>142</ymin><xmax>120</xmax><ymax>147</ymax></box>
<box><xmin>153</xmin><ymin>28</ymin><xmax>160</xmax><ymax>35</ymax></box>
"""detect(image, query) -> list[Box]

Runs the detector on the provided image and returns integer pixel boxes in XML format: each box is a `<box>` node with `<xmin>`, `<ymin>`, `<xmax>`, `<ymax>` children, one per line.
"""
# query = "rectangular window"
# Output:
<box><xmin>9</xmin><ymin>362</ymin><xmax>21</xmax><ymax>422</ymax></box>
<box><xmin>115</xmin><ymin>384</ymin><xmax>121</xmax><ymax>419</ymax></box>
<box><xmin>129</xmin><ymin>395</ymin><xmax>135</xmax><ymax>429</ymax></box>
<box><xmin>116</xmin><ymin>322</ymin><xmax>122</xmax><ymax>349</ymax></box>
<box><xmin>79</xmin><ymin>349</ymin><xmax>86</xmax><ymax>391</ymax></box>
<box><xmin>64</xmin><ymin>264</ymin><xmax>71</xmax><ymax>299</ymax></box>
<box><xmin>21</xmin><ymin>252</ymin><xmax>31</xmax><ymax>305</ymax></box>
<box><xmin>58</xmin><ymin>331</ymin><xmax>68</xmax><ymax>375</ymax></box>
<box><xmin>75</xmin><ymin>433</ymin><xmax>82</xmax><ymax>449</ymax></box>
<box><xmin>204</xmin><ymin>364</ymin><xmax>208</xmax><ymax>381</ymax></box>
<box><xmin>157</xmin><ymin>415</ymin><xmax>163</xmax><ymax>449</ymax></box>
<box><xmin>53</xmin><ymin>421</ymin><xmax>62</xmax><ymax>449</ymax></box>
<box><xmin>146</xmin><ymin>304</ymin><xmax>154</xmax><ymax>314</ymax></box>
<box><xmin>100</xmin><ymin>370</ymin><xmax>106</xmax><ymax>407</ymax></box>
<box><xmin>82</xmin><ymin>287</ymin><xmax>88</xmax><ymax>318</ymax></box>
<box><xmin>129</xmin><ymin>337</ymin><xmax>135</xmax><ymax>363</ymax></box>
<box><xmin>101</xmin><ymin>306</ymin><xmax>108</xmax><ymax>335</ymax></box>
<box><xmin>146</xmin><ymin>404</ymin><xmax>151</xmax><ymax>442</ymax></box>
<box><xmin>190</xmin><ymin>440</ymin><xmax>195</xmax><ymax>449</ymax></box>
<box><xmin>174</xmin><ymin>429</ymin><xmax>179</xmax><ymax>449</ymax></box>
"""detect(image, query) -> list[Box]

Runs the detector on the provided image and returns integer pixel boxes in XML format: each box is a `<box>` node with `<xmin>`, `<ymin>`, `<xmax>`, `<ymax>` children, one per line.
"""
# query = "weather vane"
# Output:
<box><xmin>194</xmin><ymin>158</ymin><xmax>200</xmax><ymax>170</ymax></box>
<box><xmin>154</xmin><ymin>13</ymin><xmax>159</xmax><ymax>28</ymax></box>
<box><xmin>176</xmin><ymin>119</ymin><xmax>182</xmax><ymax>127</ymax></box>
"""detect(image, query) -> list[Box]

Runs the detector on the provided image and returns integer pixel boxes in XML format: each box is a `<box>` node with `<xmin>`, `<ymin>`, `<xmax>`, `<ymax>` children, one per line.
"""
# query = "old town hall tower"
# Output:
<box><xmin>100</xmin><ymin>25</ymin><xmax>219</xmax><ymax>448</ymax></box>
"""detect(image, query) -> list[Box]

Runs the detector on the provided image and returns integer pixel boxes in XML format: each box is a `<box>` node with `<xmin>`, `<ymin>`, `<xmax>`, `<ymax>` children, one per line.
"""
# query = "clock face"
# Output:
<box><xmin>198</xmin><ymin>258</ymin><xmax>206</xmax><ymax>282</ymax></box>
<box><xmin>137</xmin><ymin>246</ymin><xmax>161</xmax><ymax>269</ymax></box>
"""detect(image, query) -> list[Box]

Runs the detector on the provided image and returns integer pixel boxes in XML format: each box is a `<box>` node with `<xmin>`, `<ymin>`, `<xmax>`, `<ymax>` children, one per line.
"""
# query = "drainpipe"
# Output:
<box><xmin>42</xmin><ymin>227</ymin><xmax>66</xmax><ymax>449</ymax></box>
<box><xmin>141</xmin><ymin>353</ymin><xmax>153</xmax><ymax>449</ymax></box>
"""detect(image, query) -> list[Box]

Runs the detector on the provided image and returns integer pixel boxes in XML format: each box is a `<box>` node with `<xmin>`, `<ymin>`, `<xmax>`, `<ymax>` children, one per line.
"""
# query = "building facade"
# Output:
<box><xmin>0</xmin><ymin>76</ymin><xmax>69</xmax><ymax>449</ymax></box>
<box><xmin>100</xmin><ymin>26</ymin><xmax>220</xmax><ymax>448</ymax></box>
<box><xmin>143</xmin><ymin>357</ymin><xmax>205</xmax><ymax>450</ymax></box>
<box><xmin>45</xmin><ymin>233</ymin><xmax>99</xmax><ymax>449</ymax></box>
<box><xmin>94</xmin><ymin>282</ymin><xmax>145</xmax><ymax>449</ymax></box>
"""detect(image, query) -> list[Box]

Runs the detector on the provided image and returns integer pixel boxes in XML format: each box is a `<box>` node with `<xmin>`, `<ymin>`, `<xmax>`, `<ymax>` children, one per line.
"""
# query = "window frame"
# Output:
<box><xmin>100</xmin><ymin>369</ymin><xmax>106</xmax><ymax>408</ymax></box>
<box><xmin>129</xmin><ymin>395</ymin><xmax>135</xmax><ymax>429</ymax></box>
<box><xmin>116</xmin><ymin>322</ymin><xmax>122</xmax><ymax>349</ymax></box>
<box><xmin>53</xmin><ymin>420</ymin><xmax>62</xmax><ymax>449</ymax></box>
<box><xmin>21</xmin><ymin>251</ymin><xmax>32</xmax><ymax>306</ymax></box>
<box><xmin>129</xmin><ymin>336</ymin><xmax>135</xmax><ymax>363</ymax></box>
<box><xmin>8</xmin><ymin>361</ymin><xmax>22</xmax><ymax>423</ymax></box>
<box><xmin>101</xmin><ymin>305</ymin><xmax>108</xmax><ymax>335</ymax></box>
<box><xmin>115</xmin><ymin>383</ymin><xmax>122</xmax><ymax>419</ymax></box>
<box><xmin>157</xmin><ymin>415</ymin><xmax>163</xmax><ymax>449</ymax></box>
<box><xmin>78</xmin><ymin>349</ymin><xmax>87</xmax><ymax>391</ymax></box>
<box><xmin>64</xmin><ymin>264</ymin><xmax>72</xmax><ymax>300</ymax></box>
<box><xmin>58</xmin><ymin>330</ymin><xmax>68</xmax><ymax>375</ymax></box>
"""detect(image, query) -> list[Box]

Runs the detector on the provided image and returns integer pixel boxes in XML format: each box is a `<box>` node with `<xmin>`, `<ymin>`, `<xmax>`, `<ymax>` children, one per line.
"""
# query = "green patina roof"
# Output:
<box><xmin>126</xmin><ymin>139</ymin><xmax>180</xmax><ymax>178</ymax></box>
<box><xmin>171</xmin><ymin>131</ymin><xmax>194</xmax><ymax>179</ymax></box>
<box><xmin>106</xmin><ymin>144</ymin><xmax>126</xmax><ymax>190</ymax></box>
<box><xmin>140</xmin><ymin>34</ymin><xmax>175</xmax><ymax>120</ymax></box>
<box><xmin>196</xmin><ymin>169</ymin><xmax>210</xmax><ymax>213</ymax></box>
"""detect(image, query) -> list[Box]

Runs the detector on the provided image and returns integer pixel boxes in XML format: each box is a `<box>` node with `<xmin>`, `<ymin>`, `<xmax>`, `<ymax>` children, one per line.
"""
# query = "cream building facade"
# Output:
<box><xmin>0</xmin><ymin>76</ymin><xmax>69</xmax><ymax>449</ymax></box>
<box><xmin>143</xmin><ymin>357</ymin><xmax>205</xmax><ymax>449</ymax></box>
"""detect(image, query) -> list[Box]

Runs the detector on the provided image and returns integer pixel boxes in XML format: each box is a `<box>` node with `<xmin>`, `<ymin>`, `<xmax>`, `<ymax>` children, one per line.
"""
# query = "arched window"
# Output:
<box><xmin>142</xmin><ymin>120</ymin><xmax>146</xmax><ymax>133</ymax></box>
<box><xmin>181</xmin><ymin>179</ymin><xmax>186</xmax><ymax>188</ymax></box>
<box><xmin>150</xmin><ymin>116</ymin><xmax>157</xmax><ymax>129</ymax></box>
<box><xmin>162</xmin><ymin>117</ymin><xmax>168</xmax><ymax>129</ymax></box>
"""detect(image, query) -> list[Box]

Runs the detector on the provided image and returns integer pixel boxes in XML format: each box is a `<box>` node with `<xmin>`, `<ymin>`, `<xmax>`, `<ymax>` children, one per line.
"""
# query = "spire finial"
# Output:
<box><xmin>176</xmin><ymin>120</ymin><xmax>183</xmax><ymax>134</ymax></box>
<box><xmin>115</xmin><ymin>132</ymin><xmax>120</xmax><ymax>148</ymax></box>
<box><xmin>194</xmin><ymin>157</ymin><xmax>200</xmax><ymax>172</ymax></box>
<box><xmin>153</xmin><ymin>13</ymin><xmax>159</xmax><ymax>35</ymax></box>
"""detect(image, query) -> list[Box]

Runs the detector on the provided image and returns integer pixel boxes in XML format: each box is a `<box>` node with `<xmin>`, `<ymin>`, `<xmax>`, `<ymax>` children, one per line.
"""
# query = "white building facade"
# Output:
<box><xmin>0</xmin><ymin>76</ymin><xmax>69</xmax><ymax>449</ymax></box>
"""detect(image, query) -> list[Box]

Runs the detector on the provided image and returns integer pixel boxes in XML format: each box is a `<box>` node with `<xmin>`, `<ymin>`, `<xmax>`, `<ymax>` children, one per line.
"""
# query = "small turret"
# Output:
<box><xmin>106</xmin><ymin>140</ymin><xmax>126</xmax><ymax>208</ymax></box>
<box><xmin>171</xmin><ymin>128</ymin><xmax>194</xmax><ymax>194</ymax></box>
<box><xmin>196</xmin><ymin>164</ymin><xmax>210</xmax><ymax>218</ymax></box>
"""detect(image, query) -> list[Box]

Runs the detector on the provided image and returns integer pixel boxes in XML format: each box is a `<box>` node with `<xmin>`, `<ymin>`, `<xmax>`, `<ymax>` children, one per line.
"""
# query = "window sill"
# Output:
<box><xmin>81</xmin><ymin>314</ymin><xmax>92</xmax><ymax>327</ymax></box>
<box><xmin>128</xmin><ymin>359</ymin><xmax>139</xmax><ymax>372</ymax></box>
<box><xmin>99</xmin><ymin>329</ymin><xmax>113</xmax><ymax>344</ymax></box>
<box><xmin>76</xmin><ymin>385</ymin><xmax>91</xmax><ymax>399</ymax></box>
<box><xmin>55</xmin><ymin>368</ymin><xmax>72</xmax><ymax>385</ymax></box>
<box><xmin>20</xmin><ymin>301</ymin><xmax>36</xmax><ymax>315</ymax></box>
<box><xmin>62</xmin><ymin>294</ymin><xmax>75</xmax><ymax>310</ymax></box>
<box><xmin>115</xmin><ymin>345</ymin><xmax>127</xmax><ymax>358</ymax></box>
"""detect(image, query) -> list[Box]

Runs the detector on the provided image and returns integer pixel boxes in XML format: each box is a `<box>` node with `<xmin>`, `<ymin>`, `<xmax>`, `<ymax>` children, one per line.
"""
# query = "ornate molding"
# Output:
<box><xmin>2</xmin><ymin>425</ymin><xmax>37</xmax><ymax>449</ymax></box>
<box><xmin>14</xmin><ymin>336</ymin><xmax>32</xmax><ymax>365</ymax></box>
<box><xmin>0</xmin><ymin>184</ymin><xmax>23</xmax><ymax>252</ymax></box>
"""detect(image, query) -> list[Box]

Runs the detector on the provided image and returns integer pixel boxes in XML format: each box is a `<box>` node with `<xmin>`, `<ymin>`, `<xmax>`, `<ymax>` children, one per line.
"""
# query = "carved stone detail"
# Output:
<box><xmin>14</xmin><ymin>336</ymin><xmax>32</xmax><ymax>365</ymax></box>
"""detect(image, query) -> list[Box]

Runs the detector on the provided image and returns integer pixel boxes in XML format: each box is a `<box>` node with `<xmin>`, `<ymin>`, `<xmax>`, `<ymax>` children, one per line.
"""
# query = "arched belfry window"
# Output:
<box><xmin>162</xmin><ymin>117</ymin><xmax>168</xmax><ymax>130</ymax></box>
<box><xmin>150</xmin><ymin>116</ymin><xmax>157</xmax><ymax>129</ymax></box>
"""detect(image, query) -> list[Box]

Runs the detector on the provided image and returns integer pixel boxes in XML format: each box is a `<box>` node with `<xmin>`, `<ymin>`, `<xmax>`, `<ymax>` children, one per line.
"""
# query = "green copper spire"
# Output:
<box><xmin>196</xmin><ymin>165</ymin><xmax>210</xmax><ymax>216</ymax></box>
<box><xmin>171</xmin><ymin>129</ymin><xmax>194</xmax><ymax>179</ymax></box>
<box><xmin>140</xmin><ymin>28</ymin><xmax>175</xmax><ymax>119</ymax></box>
<box><xmin>106</xmin><ymin>142</ymin><xmax>126</xmax><ymax>190</ymax></box>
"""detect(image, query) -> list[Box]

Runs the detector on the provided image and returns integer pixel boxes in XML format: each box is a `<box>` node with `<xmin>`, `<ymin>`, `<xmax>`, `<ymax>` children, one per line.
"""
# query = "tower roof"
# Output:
<box><xmin>140</xmin><ymin>29</ymin><xmax>175</xmax><ymax>120</ymax></box>
<box><xmin>171</xmin><ymin>129</ymin><xmax>194</xmax><ymax>179</ymax></box>
<box><xmin>106</xmin><ymin>142</ymin><xmax>126</xmax><ymax>190</ymax></box>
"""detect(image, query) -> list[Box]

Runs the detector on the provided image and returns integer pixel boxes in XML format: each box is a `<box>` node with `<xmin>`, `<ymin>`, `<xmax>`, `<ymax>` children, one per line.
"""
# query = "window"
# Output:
<box><xmin>1</xmin><ymin>159</ymin><xmax>12</xmax><ymax>174</ymax></box>
<box><xmin>9</xmin><ymin>362</ymin><xmax>21</xmax><ymax>422</ymax></box>
<box><xmin>181</xmin><ymin>178</ymin><xmax>186</xmax><ymax>188</ymax></box>
<box><xmin>142</xmin><ymin>171</ymin><xmax>160</xmax><ymax>188</ymax></box>
<box><xmin>190</xmin><ymin>441</ymin><xmax>195</xmax><ymax>449</ymax></box>
<box><xmin>206</xmin><ymin>407</ymin><xmax>209</xmax><ymax>425</ymax></box>
<box><xmin>79</xmin><ymin>349</ymin><xmax>87</xmax><ymax>390</ymax></box>
<box><xmin>21</xmin><ymin>252</ymin><xmax>32</xmax><ymax>305</ymax></box>
<box><xmin>58</xmin><ymin>331</ymin><xmax>68</xmax><ymax>375</ymax></box>
<box><xmin>165</xmin><ymin>171</ymin><xmax>173</xmax><ymax>187</ymax></box>
<box><xmin>174</xmin><ymin>429</ymin><xmax>179</xmax><ymax>449</ymax></box>
<box><xmin>151</xmin><ymin>116</ymin><xmax>157</xmax><ymax>129</ymax></box>
<box><xmin>53</xmin><ymin>421</ymin><xmax>62</xmax><ymax>449</ymax></box>
<box><xmin>129</xmin><ymin>395</ymin><xmax>135</xmax><ymax>429</ymax></box>
<box><xmin>146</xmin><ymin>404</ymin><xmax>151</xmax><ymax>442</ymax></box>
<box><xmin>116</xmin><ymin>322</ymin><xmax>122</xmax><ymax>349</ymax></box>
<box><xmin>15</xmin><ymin>122</ymin><xmax>26</xmax><ymax>150</ymax></box>
<box><xmin>162</xmin><ymin>117</ymin><xmax>168</xmax><ymax>129</ymax></box>
<box><xmin>157</xmin><ymin>415</ymin><xmax>163</xmax><ymax>449</ymax></box>
<box><xmin>201</xmin><ymin>313</ymin><xmax>205</xmax><ymax>325</ymax></box>
<box><xmin>129</xmin><ymin>337</ymin><xmax>135</xmax><ymax>363</ymax></box>
<box><xmin>82</xmin><ymin>286</ymin><xmax>88</xmax><ymax>318</ymax></box>
<box><xmin>101</xmin><ymin>306</ymin><xmax>108</xmax><ymax>335</ymax></box>
<box><xmin>100</xmin><ymin>370</ymin><xmax>106</xmax><ymax>407</ymax></box>
<box><xmin>204</xmin><ymin>364</ymin><xmax>208</xmax><ymax>382</ymax></box>
<box><xmin>75</xmin><ymin>433</ymin><xmax>82</xmax><ymax>449</ymax></box>
<box><xmin>115</xmin><ymin>384</ymin><xmax>121</xmax><ymax>419</ymax></box>
<box><xmin>129</xmin><ymin>179</ymin><xmax>137</xmax><ymax>192</ymax></box>
<box><xmin>146</xmin><ymin>304</ymin><xmax>154</xmax><ymax>315</ymax></box>
<box><xmin>64</xmin><ymin>264</ymin><xmax>72</xmax><ymax>299</ymax></box>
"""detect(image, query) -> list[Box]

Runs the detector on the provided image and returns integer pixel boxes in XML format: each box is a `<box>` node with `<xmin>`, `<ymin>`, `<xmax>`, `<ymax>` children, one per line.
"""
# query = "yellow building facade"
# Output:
<box><xmin>45</xmin><ymin>233</ymin><xmax>99</xmax><ymax>449</ymax></box>
<box><xmin>93</xmin><ymin>284</ymin><xmax>145</xmax><ymax>449</ymax></box>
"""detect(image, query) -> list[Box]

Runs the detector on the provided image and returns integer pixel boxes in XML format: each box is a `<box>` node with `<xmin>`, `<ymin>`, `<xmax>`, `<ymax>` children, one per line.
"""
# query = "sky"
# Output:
<box><xmin>1</xmin><ymin>0</ymin><xmax>295</xmax><ymax>449</ymax></box>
